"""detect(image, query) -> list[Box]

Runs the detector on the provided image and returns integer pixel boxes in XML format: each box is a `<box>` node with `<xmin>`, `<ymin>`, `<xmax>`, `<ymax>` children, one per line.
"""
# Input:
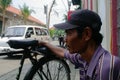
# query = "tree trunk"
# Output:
<box><xmin>47</xmin><ymin>0</ymin><xmax>56</xmax><ymax>29</ymax></box>
<box><xmin>2</xmin><ymin>10</ymin><xmax>5</xmax><ymax>33</ymax></box>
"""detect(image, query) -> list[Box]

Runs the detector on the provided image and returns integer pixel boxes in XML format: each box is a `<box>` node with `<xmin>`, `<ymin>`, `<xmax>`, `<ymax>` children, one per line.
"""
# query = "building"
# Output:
<box><xmin>0</xmin><ymin>6</ymin><xmax>45</xmax><ymax>34</ymax></box>
<box><xmin>117</xmin><ymin>0</ymin><xmax>120</xmax><ymax>56</ymax></box>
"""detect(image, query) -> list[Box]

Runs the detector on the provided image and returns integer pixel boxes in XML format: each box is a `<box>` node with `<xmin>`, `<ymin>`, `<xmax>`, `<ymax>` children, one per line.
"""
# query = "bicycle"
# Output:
<box><xmin>7</xmin><ymin>39</ymin><xmax>71</xmax><ymax>80</ymax></box>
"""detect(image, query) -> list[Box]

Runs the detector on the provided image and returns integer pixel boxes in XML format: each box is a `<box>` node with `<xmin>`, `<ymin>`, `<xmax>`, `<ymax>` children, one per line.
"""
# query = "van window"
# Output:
<box><xmin>25</xmin><ymin>27</ymin><xmax>34</xmax><ymax>38</ymax></box>
<box><xmin>35</xmin><ymin>28</ymin><xmax>49</xmax><ymax>36</ymax></box>
<box><xmin>41</xmin><ymin>29</ymin><xmax>46</xmax><ymax>35</ymax></box>
<box><xmin>42</xmin><ymin>29</ymin><xmax>48</xmax><ymax>35</ymax></box>
<box><xmin>26</xmin><ymin>27</ymin><xmax>34</xmax><ymax>35</ymax></box>
<box><xmin>5</xmin><ymin>27</ymin><xmax>25</xmax><ymax>37</ymax></box>
<box><xmin>35</xmin><ymin>28</ymin><xmax>42</xmax><ymax>35</ymax></box>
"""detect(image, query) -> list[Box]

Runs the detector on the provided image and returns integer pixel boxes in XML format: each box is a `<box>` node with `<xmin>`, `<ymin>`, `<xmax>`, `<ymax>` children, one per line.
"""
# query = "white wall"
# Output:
<box><xmin>97</xmin><ymin>0</ymin><xmax>111</xmax><ymax>52</ymax></box>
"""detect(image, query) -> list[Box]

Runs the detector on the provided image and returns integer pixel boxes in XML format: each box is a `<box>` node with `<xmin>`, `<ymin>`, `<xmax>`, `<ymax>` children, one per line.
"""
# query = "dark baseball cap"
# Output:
<box><xmin>54</xmin><ymin>9</ymin><xmax>102</xmax><ymax>32</ymax></box>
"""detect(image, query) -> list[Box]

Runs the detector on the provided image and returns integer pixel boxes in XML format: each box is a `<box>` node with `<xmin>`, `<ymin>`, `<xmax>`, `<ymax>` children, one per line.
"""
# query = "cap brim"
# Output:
<box><xmin>54</xmin><ymin>22</ymin><xmax>79</xmax><ymax>30</ymax></box>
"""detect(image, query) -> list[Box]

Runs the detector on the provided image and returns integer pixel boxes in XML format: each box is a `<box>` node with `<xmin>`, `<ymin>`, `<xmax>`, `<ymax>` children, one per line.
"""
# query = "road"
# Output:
<box><xmin>0</xmin><ymin>55</ymin><xmax>31</xmax><ymax>80</ymax></box>
<box><xmin>0</xmin><ymin>40</ymin><xmax>79</xmax><ymax>80</ymax></box>
<box><xmin>0</xmin><ymin>40</ymin><xmax>58</xmax><ymax>76</ymax></box>
<box><xmin>0</xmin><ymin>55</ymin><xmax>22</xmax><ymax>76</ymax></box>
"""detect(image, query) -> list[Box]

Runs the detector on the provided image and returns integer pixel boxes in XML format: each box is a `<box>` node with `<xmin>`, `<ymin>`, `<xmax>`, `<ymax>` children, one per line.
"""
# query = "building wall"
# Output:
<box><xmin>0</xmin><ymin>11</ymin><xmax>43</xmax><ymax>33</ymax></box>
<box><xmin>117</xmin><ymin>0</ymin><xmax>120</xmax><ymax>56</ymax></box>
<box><xmin>92</xmin><ymin>0</ymin><xmax>98</xmax><ymax>12</ymax></box>
<box><xmin>92</xmin><ymin>0</ymin><xmax>119</xmax><ymax>55</ymax></box>
<box><xmin>98</xmin><ymin>0</ymin><xmax>111</xmax><ymax>52</ymax></box>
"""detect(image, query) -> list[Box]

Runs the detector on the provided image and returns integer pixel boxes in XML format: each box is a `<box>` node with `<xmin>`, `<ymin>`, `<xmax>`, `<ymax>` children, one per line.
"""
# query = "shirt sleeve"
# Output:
<box><xmin>113</xmin><ymin>56</ymin><xmax>120</xmax><ymax>80</ymax></box>
<box><xmin>64</xmin><ymin>51</ymin><xmax>78</xmax><ymax>63</ymax></box>
<box><xmin>64</xmin><ymin>50</ymin><xmax>84</xmax><ymax>68</ymax></box>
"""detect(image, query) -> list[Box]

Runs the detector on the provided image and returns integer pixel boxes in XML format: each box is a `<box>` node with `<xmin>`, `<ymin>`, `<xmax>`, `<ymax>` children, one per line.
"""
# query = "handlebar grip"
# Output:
<box><xmin>35</xmin><ymin>46</ymin><xmax>53</xmax><ymax>56</ymax></box>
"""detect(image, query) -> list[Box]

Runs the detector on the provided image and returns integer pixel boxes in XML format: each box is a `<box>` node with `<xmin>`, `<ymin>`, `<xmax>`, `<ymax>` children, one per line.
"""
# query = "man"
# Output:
<box><xmin>39</xmin><ymin>9</ymin><xmax>120</xmax><ymax>80</ymax></box>
<box><xmin>58</xmin><ymin>34</ymin><xmax>64</xmax><ymax>46</ymax></box>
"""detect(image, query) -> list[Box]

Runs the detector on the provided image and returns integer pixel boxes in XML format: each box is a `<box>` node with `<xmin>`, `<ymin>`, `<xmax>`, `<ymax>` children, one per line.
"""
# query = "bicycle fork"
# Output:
<box><xmin>16</xmin><ymin>52</ymin><xmax>26</xmax><ymax>80</ymax></box>
<box><xmin>16</xmin><ymin>50</ymin><xmax>38</xmax><ymax>80</ymax></box>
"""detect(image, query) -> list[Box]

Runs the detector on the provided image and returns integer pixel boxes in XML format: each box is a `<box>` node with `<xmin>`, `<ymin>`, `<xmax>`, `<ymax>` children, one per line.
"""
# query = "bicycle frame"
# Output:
<box><xmin>16</xmin><ymin>48</ymin><xmax>38</xmax><ymax>80</ymax></box>
<box><xmin>7</xmin><ymin>40</ymin><xmax>71</xmax><ymax>80</ymax></box>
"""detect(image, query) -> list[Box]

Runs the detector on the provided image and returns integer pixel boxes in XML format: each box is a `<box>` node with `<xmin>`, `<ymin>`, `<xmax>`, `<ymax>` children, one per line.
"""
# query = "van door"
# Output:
<box><xmin>25</xmin><ymin>27</ymin><xmax>35</xmax><ymax>39</ymax></box>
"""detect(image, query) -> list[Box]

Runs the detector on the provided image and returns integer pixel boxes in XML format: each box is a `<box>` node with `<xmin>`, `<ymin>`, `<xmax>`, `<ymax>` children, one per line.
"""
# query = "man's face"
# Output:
<box><xmin>65</xmin><ymin>28</ymin><xmax>87</xmax><ymax>54</ymax></box>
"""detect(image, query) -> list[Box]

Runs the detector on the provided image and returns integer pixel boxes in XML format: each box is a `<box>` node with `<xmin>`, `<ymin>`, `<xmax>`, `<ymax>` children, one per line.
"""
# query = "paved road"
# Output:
<box><xmin>0</xmin><ymin>40</ymin><xmax>79</xmax><ymax>80</ymax></box>
<box><xmin>0</xmin><ymin>62</ymin><xmax>79</xmax><ymax>80</ymax></box>
<box><xmin>0</xmin><ymin>64</ymin><xmax>31</xmax><ymax>80</ymax></box>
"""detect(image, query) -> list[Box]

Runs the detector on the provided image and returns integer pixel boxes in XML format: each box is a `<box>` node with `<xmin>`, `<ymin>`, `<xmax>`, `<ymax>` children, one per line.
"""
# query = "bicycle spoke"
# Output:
<box><xmin>46</xmin><ymin>61</ymin><xmax>68</xmax><ymax>80</ymax></box>
<box><xmin>46</xmin><ymin>63</ymin><xmax>52</xmax><ymax>79</ymax></box>
<box><xmin>33</xmin><ymin>68</ymin><xmax>50</xmax><ymax>80</ymax></box>
<box><xmin>36</xmin><ymin>70</ymin><xmax>43</xmax><ymax>79</ymax></box>
<box><xmin>24</xmin><ymin>58</ymin><xmax>70</xmax><ymax>80</ymax></box>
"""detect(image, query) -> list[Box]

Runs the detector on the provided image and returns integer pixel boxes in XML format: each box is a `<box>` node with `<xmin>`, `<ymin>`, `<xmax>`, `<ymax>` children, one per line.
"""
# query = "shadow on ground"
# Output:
<box><xmin>2</xmin><ymin>55</ymin><xmax>22</xmax><ymax>60</ymax></box>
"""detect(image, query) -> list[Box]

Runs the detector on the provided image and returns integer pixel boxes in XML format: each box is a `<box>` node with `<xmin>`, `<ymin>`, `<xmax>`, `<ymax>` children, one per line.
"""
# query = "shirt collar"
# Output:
<box><xmin>86</xmin><ymin>45</ymin><xmax>105</xmax><ymax>78</ymax></box>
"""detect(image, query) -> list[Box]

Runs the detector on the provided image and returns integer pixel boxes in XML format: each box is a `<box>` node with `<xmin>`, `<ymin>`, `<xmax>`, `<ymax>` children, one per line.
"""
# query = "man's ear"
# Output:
<box><xmin>82</xmin><ymin>27</ymin><xmax>92</xmax><ymax>41</ymax></box>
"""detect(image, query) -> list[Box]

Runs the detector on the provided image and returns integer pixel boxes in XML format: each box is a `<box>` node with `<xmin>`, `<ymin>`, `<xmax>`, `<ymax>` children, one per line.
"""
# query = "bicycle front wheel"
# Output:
<box><xmin>24</xmin><ymin>57</ymin><xmax>71</xmax><ymax>80</ymax></box>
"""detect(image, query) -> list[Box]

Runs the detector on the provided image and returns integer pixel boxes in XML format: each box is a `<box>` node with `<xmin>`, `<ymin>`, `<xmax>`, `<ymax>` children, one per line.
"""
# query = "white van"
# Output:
<box><xmin>0</xmin><ymin>25</ymin><xmax>51</xmax><ymax>56</ymax></box>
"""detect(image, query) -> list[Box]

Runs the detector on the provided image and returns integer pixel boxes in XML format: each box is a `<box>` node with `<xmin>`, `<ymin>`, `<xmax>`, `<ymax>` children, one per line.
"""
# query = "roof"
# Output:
<box><xmin>6</xmin><ymin>6</ymin><xmax>45</xmax><ymax>26</ymax></box>
<box><xmin>8</xmin><ymin>25</ymin><xmax>47</xmax><ymax>29</ymax></box>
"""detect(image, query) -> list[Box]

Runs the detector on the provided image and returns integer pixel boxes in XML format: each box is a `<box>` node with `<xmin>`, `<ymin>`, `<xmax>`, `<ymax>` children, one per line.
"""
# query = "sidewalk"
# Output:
<box><xmin>0</xmin><ymin>64</ymin><xmax>31</xmax><ymax>80</ymax></box>
<box><xmin>0</xmin><ymin>40</ymin><xmax>79</xmax><ymax>80</ymax></box>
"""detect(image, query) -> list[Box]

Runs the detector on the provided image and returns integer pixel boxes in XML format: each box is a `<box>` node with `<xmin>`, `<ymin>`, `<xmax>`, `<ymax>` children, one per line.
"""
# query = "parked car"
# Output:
<box><xmin>0</xmin><ymin>25</ymin><xmax>51</xmax><ymax>57</ymax></box>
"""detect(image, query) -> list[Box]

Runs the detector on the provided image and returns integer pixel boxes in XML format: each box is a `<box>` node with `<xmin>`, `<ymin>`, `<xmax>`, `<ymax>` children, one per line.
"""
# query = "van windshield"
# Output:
<box><xmin>4</xmin><ymin>27</ymin><xmax>26</xmax><ymax>37</ymax></box>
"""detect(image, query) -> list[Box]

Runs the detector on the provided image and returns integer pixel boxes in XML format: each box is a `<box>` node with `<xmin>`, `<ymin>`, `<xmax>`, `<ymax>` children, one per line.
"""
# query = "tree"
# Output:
<box><xmin>0</xmin><ymin>0</ymin><xmax>12</xmax><ymax>33</ymax></box>
<box><xmin>19</xmin><ymin>3</ymin><xmax>35</xmax><ymax>25</ymax></box>
<box><xmin>46</xmin><ymin>0</ymin><xmax>56</xmax><ymax>29</ymax></box>
<box><xmin>49</xmin><ymin>29</ymin><xmax>55</xmax><ymax>37</ymax></box>
<box><xmin>54</xmin><ymin>29</ymin><xmax>65</xmax><ymax>37</ymax></box>
<box><xmin>44</xmin><ymin>0</ymin><xmax>56</xmax><ymax>36</ymax></box>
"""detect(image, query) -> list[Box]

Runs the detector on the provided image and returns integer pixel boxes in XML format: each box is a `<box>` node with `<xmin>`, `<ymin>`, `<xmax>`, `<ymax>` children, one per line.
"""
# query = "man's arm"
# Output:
<box><xmin>38</xmin><ymin>41</ymin><xmax>66</xmax><ymax>58</ymax></box>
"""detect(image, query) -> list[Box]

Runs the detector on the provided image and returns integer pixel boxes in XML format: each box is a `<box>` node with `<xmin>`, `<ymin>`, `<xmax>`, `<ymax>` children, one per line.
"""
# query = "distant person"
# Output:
<box><xmin>38</xmin><ymin>9</ymin><xmax>120</xmax><ymax>80</ymax></box>
<box><xmin>58</xmin><ymin>35</ymin><xmax>64</xmax><ymax>46</ymax></box>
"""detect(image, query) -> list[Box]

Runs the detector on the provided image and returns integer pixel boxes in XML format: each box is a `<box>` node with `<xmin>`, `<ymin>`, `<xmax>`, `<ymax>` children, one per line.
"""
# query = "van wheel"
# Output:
<box><xmin>7</xmin><ymin>53</ymin><xmax>13</xmax><ymax>57</ymax></box>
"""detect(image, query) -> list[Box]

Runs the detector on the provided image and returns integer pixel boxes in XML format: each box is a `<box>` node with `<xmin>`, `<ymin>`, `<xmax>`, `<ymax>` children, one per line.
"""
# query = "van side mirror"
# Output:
<box><xmin>1</xmin><ymin>33</ymin><xmax>4</xmax><ymax>38</ymax></box>
<box><xmin>25</xmin><ymin>32</ymin><xmax>31</xmax><ymax>38</ymax></box>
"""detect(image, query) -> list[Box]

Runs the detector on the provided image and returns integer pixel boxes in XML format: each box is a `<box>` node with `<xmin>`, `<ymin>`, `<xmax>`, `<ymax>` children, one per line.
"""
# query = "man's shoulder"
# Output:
<box><xmin>113</xmin><ymin>55</ymin><xmax>120</xmax><ymax>67</ymax></box>
<box><xmin>103</xmin><ymin>51</ymin><xmax>120</xmax><ymax>62</ymax></box>
<box><xmin>104</xmin><ymin>53</ymin><xmax>120</xmax><ymax>67</ymax></box>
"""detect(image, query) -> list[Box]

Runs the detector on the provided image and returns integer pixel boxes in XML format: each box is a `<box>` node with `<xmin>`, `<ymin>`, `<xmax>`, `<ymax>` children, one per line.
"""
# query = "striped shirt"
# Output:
<box><xmin>64</xmin><ymin>45</ymin><xmax>120</xmax><ymax>80</ymax></box>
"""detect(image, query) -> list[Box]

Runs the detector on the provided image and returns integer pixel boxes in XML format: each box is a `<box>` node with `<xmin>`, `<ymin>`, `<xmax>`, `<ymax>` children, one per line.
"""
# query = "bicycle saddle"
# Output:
<box><xmin>7</xmin><ymin>39</ymin><xmax>38</xmax><ymax>49</ymax></box>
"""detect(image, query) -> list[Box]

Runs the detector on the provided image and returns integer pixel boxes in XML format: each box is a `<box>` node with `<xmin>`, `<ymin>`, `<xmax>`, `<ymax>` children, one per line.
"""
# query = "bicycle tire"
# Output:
<box><xmin>24</xmin><ymin>56</ymin><xmax>71</xmax><ymax>80</ymax></box>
